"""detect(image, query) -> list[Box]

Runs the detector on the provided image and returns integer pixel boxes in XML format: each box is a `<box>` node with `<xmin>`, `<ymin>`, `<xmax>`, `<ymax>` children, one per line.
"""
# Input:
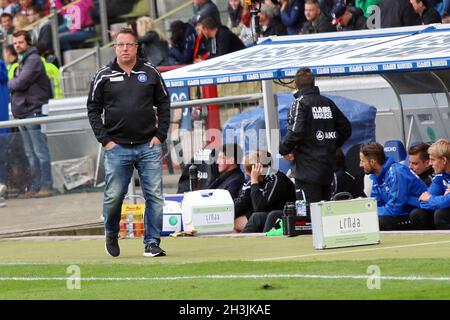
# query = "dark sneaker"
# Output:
<box><xmin>105</xmin><ymin>237</ymin><xmax>120</xmax><ymax>257</ymax></box>
<box><xmin>143</xmin><ymin>243</ymin><xmax>166</xmax><ymax>257</ymax></box>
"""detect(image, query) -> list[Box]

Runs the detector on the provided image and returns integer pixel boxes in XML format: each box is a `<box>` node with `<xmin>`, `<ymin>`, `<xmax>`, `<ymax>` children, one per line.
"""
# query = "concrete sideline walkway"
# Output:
<box><xmin>0</xmin><ymin>170</ymin><xmax>180</xmax><ymax>238</ymax></box>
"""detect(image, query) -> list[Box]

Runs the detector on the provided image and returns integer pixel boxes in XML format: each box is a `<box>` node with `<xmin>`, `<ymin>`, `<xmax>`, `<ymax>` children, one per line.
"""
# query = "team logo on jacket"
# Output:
<box><xmin>138</xmin><ymin>74</ymin><xmax>148</xmax><ymax>83</ymax></box>
<box><xmin>316</xmin><ymin>131</ymin><xmax>325</xmax><ymax>141</ymax></box>
<box><xmin>316</xmin><ymin>130</ymin><xmax>337</xmax><ymax>141</ymax></box>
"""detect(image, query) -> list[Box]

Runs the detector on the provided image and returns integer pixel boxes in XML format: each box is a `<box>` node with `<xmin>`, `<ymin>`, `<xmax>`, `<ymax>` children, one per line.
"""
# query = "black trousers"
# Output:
<box><xmin>378</xmin><ymin>215</ymin><xmax>412</xmax><ymax>231</ymax></box>
<box><xmin>295</xmin><ymin>180</ymin><xmax>331</xmax><ymax>203</ymax></box>
<box><xmin>242</xmin><ymin>210</ymin><xmax>284</xmax><ymax>233</ymax></box>
<box><xmin>410</xmin><ymin>207</ymin><xmax>450</xmax><ymax>230</ymax></box>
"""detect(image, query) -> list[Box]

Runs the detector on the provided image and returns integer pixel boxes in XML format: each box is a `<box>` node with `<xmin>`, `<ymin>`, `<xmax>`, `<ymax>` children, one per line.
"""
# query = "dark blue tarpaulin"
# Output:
<box><xmin>222</xmin><ymin>92</ymin><xmax>376</xmax><ymax>156</ymax></box>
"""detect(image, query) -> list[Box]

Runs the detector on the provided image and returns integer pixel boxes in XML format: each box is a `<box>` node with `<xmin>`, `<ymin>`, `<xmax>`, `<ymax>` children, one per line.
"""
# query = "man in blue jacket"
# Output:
<box><xmin>410</xmin><ymin>139</ymin><xmax>450</xmax><ymax>230</ymax></box>
<box><xmin>0</xmin><ymin>58</ymin><xmax>9</xmax><ymax>208</ymax></box>
<box><xmin>360</xmin><ymin>142</ymin><xmax>427</xmax><ymax>230</ymax></box>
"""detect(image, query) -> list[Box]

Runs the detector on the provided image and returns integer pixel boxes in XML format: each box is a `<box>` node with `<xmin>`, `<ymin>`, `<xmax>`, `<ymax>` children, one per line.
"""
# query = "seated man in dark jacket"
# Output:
<box><xmin>410</xmin><ymin>139</ymin><xmax>450</xmax><ymax>230</ymax></box>
<box><xmin>360</xmin><ymin>142</ymin><xmax>427</xmax><ymax>230</ymax></box>
<box><xmin>332</xmin><ymin>2</ymin><xmax>368</xmax><ymax>31</ymax></box>
<box><xmin>197</xmin><ymin>16</ymin><xmax>246</xmax><ymax>59</ymax></box>
<box><xmin>208</xmin><ymin>143</ymin><xmax>245</xmax><ymax>199</ymax></box>
<box><xmin>234</xmin><ymin>150</ymin><xmax>296</xmax><ymax>233</ymax></box>
<box><xmin>302</xmin><ymin>0</ymin><xmax>335</xmax><ymax>34</ymax></box>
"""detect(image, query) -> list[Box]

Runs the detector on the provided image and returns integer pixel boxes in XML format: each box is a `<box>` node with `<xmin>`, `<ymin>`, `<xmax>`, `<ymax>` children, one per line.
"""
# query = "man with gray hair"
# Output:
<box><xmin>258</xmin><ymin>3</ymin><xmax>287</xmax><ymax>37</ymax></box>
<box><xmin>190</xmin><ymin>0</ymin><xmax>221</xmax><ymax>25</ymax></box>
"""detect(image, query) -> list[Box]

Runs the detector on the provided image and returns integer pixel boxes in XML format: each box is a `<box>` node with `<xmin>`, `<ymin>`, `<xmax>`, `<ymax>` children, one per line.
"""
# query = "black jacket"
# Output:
<box><xmin>234</xmin><ymin>170</ymin><xmax>296</xmax><ymax>218</ymax></box>
<box><xmin>338</xmin><ymin>6</ymin><xmax>368</xmax><ymax>31</ymax></box>
<box><xmin>302</xmin><ymin>13</ymin><xmax>335</xmax><ymax>34</ymax></box>
<box><xmin>418</xmin><ymin>167</ymin><xmax>434</xmax><ymax>187</ymax></box>
<box><xmin>208</xmin><ymin>26</ymin><xmax>246</xmax><ymax>59</ymax></box>
<box><xmin>421</xmin><ymin>7</ymin><xmax>442</xmax><ymax>25</ymax></box>
<box><xmin>138</xmin><ymin>31</ymin><xmax>169</xmax><ymax>66</ymax></box>
<box><xmin>379</xmin><ymin>0</ymin><xmax>421</xmax><ymax>28</ymax></box>
<box><xmin>208</xmin><ymin>167</ymin><xmax>245</xmax><ymax>199</ymax></box>
<box><xmin>261</xmin><ymin>17</ymin><xmax>288</xmax><ymax>37</ymax></box>
<box><xmin>87</xmin><ymin>58</ymin><xmax>170</xmax><ymax>146</ymax></box>
<box><xmin>279</xmin><ymin>87</ymin><xmax>352</xmax><ymax>185</ymax></box>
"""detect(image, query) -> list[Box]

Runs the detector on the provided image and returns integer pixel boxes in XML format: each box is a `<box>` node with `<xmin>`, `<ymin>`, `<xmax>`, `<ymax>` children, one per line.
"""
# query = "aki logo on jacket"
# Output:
<box><xmin>315</xmin><ymin>130</ymin><xmax>337</xmax><ymax>141</ymax></box>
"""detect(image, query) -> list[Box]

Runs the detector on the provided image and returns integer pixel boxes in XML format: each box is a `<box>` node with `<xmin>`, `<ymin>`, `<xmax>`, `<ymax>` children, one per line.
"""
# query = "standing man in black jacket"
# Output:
<box><xmin>87</xmin><ymin>28</ymin><xmax>170</xmax><ymax>258</ymax></box>
<box><xmin>279</xmin><ymin>68</ymin><xmax>352</xmax><ymax>204</ymax></box>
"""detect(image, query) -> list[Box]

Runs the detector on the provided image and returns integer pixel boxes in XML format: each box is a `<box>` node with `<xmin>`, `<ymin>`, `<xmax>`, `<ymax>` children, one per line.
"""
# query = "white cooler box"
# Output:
<box><xmin>181</xmin><ymin>189</ymin><xmax>234</xmax><ymax>234</ymax></box>
<box><xmin>162</xmin><ymin>200</ymin><xmax>183</xmax><ymax>236</ymax></box>
<box><xmin>311</xmin><ymin>198</ymin><xmax>380</xmax><ymax>249</ymax></box>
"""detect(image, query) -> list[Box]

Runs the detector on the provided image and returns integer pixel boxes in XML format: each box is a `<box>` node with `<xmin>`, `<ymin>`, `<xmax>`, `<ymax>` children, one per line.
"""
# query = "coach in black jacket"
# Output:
<box><xmin>279</xmin><ymin>68</ymin><xmax>352</xmax><ymax>203</ymax></box>
<box><xmin>87</xmin><ymin>28</ymin><xmax>170</xmax><ymax>258</ymax></box>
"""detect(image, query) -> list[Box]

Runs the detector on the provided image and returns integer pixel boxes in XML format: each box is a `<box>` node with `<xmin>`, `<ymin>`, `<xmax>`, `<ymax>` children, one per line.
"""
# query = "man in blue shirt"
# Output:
<box><xmin>360</xmin><ymin>142</ymin><xmax>427</xmax><ymax>230</ymax></box>
<box><xmin>410</xmin><ymin>139</ymin><xmax>450</xmax><ymax>230</ymax></box>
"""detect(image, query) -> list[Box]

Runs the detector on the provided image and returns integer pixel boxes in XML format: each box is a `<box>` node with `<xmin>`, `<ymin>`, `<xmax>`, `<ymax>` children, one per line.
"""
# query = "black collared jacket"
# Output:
<box><xmin>87</xmin><ymin>58</ymin><xmax>170</xmax><ymax>146</ymax></box>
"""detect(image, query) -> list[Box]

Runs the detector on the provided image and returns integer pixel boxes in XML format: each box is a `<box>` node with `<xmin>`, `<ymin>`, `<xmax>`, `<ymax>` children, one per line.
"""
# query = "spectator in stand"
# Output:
<box><xmin>258</xmin><ymin>3</ymin><xmax>287</xmax><ymax>37</ymax></box>
<box><xmin>227</xmin><ymin>0</ymin><xmax>244</xmax><ymax>36</ymax></box>
<box><xmin>280</xmin><ymin>0</ymin><xmax>305</xmax><ymax>35</ymax></box>
<box><xmin>408</xmin><ymin>142</ymin><xmax>434</xmax><ymax>186</ymax></box>
<box><xmin>379</xmin><ymin>0</ymin><xmax>421</xmax><ymax>28</ymax></box>
<box><xmin>3</xmin><ymin>44</ymin><xmax>17</xmax><ymax>72</ymax></box>
<box><xmin>189</xmin><ymin>0</ymin><xmax>221</xmax><ymax>26</ymax></box>
<box><xmin>410</xmin><ymin>139</ymin><xmax>450</xmax><ymax>230</ymax></box>
<box><xmin>237</xmin><ymin>150</ymin><xmax>296</xmax><ymax>233</ymax></box>
<box><xmin>359</xmin><ymin>142</ymin><xmax>427</xmax><ymax>230</ymax></box>
<box><xmin>0</xmin><ymin>0</ymin><xmax>20</xmax><ymax>16</ymax></box>
<box><xmin>18</xmin><ymin>0</ymin><xmax>33</xmax><ymax>16</ymax></box>
<box><xmin>136</xmin><ymin>16</ymin><xmax>169</xmax><ymax>66</ymax></box>
<box><xmin>431</xmin><ymin>0</ymin><xmax>450</xmax><ymax>18</ymax></box>
<box><xmin>0</xmin><ymin>12</ymin><xmax>13</xmax><ymax>35</ymax></box>
<box><xmin>318</xmin><ymin>0</ymin><xmax>335</xmax><ymax>17</ymax></box>
<box><xmin>410</xmin><ymin>0</ymin><xmax>442</xmax><ymax>24</ymax></box>
<box><xmin>355</xmin><ymin>0</ymin><xmax>383</xmax><ymax>17</ymax></box>
<box><xmin>239</xmin><ymin>2</ymin><xmax>256</xmax><ymax>46</ymax></box>
<box><xmin>168</xmin><ymin>20</ymin><xmax>196</xmax><ymax>65</ymax></box>
<box><xmin>197</xmin><ymin>16</ymin><xmax>246</xmax><ymax>59</ymax></box>
<box><xmin>8</xmin><ymin>30</ymin><xmax>53</xmax><ymax>198</ymax></box>
<box><xmin>302</xmin><ymin>0</ymin><xmax>335</xmax><ymax>33</ymax></box>
<box><xmin>27</xmin><ymin>4</ymin><xmax>52</xmax><ymax>51</ymax></box>
<box><xmin>13</xmin><ymin>13</ymin><xmax>29</xmax><ymax>30</ymax></box>
<box><xmin>55</xmin><ymin>0</ymin><xmax>95</xmax><ymax>52</ymax></box>
<box><xmin>207</xmin><ymin>143</ymin><xmax>245</xmax><ymax>200</ymax></box>
<box><xmin>332</xmin><ymin>1</ymin><xmax>367</xmax><ymax>30</ymax></box>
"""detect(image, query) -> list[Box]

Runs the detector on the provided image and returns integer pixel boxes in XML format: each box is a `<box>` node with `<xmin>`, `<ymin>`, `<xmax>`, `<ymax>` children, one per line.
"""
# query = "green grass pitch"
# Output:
<box><xmin>1</xmin><ymin>234</ymin><xmax>450</xmax><ymax>299</ymax></box>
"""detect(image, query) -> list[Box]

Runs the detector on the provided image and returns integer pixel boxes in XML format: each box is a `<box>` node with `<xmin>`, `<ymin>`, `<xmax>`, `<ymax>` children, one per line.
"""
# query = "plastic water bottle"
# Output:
<box><xmin>296</xmin><ymin>200</ymin><xmax>307</xmax><ymax>216</ymax></box>
<box><xmin>126</xmin><ymin>213</ymin><xmax>134</xmax><ymax>238</ymax></box>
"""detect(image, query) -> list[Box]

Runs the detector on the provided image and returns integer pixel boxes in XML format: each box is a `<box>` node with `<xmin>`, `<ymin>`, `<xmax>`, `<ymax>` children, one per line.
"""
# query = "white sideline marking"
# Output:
<box><xmin>252</xmin><ymin>240</ymin><xmax>450</xmax><ymax>261</ymax></box>
<box><xmin>1</xmin><ymin>274</ymin><xmax>450</xmax><ymax>282</ymax></box>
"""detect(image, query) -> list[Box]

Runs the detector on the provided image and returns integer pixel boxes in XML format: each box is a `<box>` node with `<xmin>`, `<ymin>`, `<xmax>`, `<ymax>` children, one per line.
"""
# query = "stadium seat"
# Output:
<box><xmin>384</xmin><ymin>140</ymin><xmax>407</xmax><ymax>163</ymax></box>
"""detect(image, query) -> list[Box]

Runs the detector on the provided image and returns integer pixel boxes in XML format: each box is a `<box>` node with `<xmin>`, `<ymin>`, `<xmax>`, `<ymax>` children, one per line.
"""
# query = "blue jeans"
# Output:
<box><xmin>103</xmin><ymin>143</ymin><xmax>164</xmax><ymax>245</ymax></box>
<box><xmin>0</xmin><ymin>133</ymin><xmax>8</xmax><ymax>184</ymax></box>
<box><xmin>59</xmin><ymin>29</ymin><xmax>96</xmax><ymax>51</ymax></box>
<box><xmin>19</xmin><ymin>115</ymin><xmax>53</xmax><ymax>192</ymax></box>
